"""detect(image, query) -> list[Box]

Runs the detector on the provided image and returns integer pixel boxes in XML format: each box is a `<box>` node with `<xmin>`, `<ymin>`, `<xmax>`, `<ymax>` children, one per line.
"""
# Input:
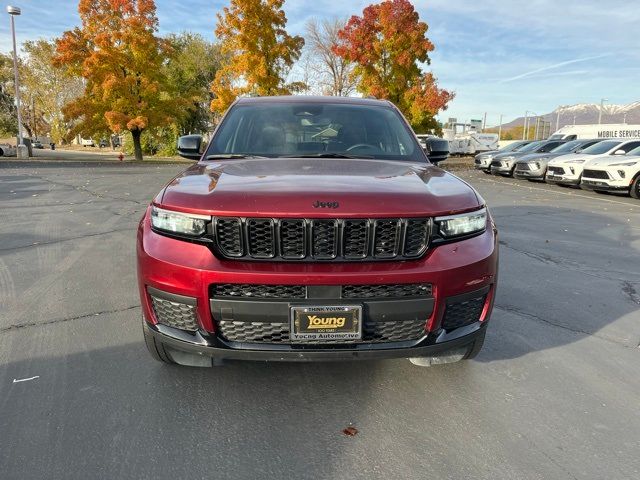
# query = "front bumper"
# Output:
<box><xmin>474</xmin><ymin>157</ymin><xmax>492</xmax><ymax>171</ymax></box>
<box><xmin>490</xmin><ymin>163</ymin><xmax>514</xmax><ymax>175</ymax></box>
<box><xmin>514</xmin><ymin>164</ymin><xmax>545</xmax><ymax>179</ymax></box>
<box><xmin>545</xmin><ymin>170</ymin><xmax>581</xmax><ymax>185</ymax></box>
<box><xmin>580</xmin><ymin>179</ymin><xmax>629</xmax><ymax>191</ymax></box>
<box><xmin>137</xmin><ymin>209</ymin><xmax>498</xmax><ymax>360</ymax></box>
<box><xmin>144</xmin><ymin>320</ymin><xmax>487</xmax><ymax>362</ymax></box>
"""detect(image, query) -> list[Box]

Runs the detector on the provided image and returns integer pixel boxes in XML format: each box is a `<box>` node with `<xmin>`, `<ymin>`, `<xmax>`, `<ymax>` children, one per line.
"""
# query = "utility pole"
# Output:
<box><xmin>482</xmin><ymin>112</ymin><xmax>487</xmax><ymax>132</ymax></box>
<box><xmin>598</xmin><ymin>98</ymin><xmax>608</xmax><ymax>125</ymax></box>
<box><xmin>498</xmin><ymin>114</ymin><xmax>503</xmax><ymax>141</ymax></box>
<box><xmin>522</xmin><ymin>111</ymin><xmax>529</xmax><ymax>140</ymax></box>
<box><xmin>573</xmin><ymin>115</ymin><xmax>576</xmax><ymax>125</ymax></box>
<box><xmin>555</xmin><ymin>111</ymin><xmax>560</xmax><ymax>132</ymax></box>
<box><xmin>8</xmin><ymin>5</ymin><xmax>27</xmax><ymax>158</ymax></box>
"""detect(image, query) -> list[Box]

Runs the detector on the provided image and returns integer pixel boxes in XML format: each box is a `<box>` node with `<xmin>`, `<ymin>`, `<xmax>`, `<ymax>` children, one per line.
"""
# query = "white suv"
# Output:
<box><xmin>581</xmin><ymin>145</ymin><xmax>640</xmax><ymax>199</ymax></box>
<box><xmin>546</xmin><ymin>139</ymin><xmax>640</xmax><ymax>187</ymax></box>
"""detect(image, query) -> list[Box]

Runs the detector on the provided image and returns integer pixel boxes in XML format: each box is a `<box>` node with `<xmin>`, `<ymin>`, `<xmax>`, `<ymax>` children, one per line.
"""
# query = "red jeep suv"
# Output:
<box><xmin>137</xmin><ymin>96</ymin><xmax>498</xmax><ymax>367</ymax></box>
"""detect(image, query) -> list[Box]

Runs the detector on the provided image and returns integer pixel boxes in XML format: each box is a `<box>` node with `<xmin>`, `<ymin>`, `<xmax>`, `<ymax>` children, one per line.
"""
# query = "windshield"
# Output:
<box><xmin>580</xmin><ymin>140</ymin><xmax>623</xmax><ymax>155</ymax></box>
<box><xmin>500</xmin><ymin>141</ymin><xmax>528</xmax><ymax>152</ymax></box>
<box><xmin>517</xmin><ymin>141</ymin><xmax>544</xmax><ymax>153</ymax></box>
<box><xmin>550</xmin><ymin>140</ymin><xmax>584</xmax><ymax>153</ymax></box>
<box><xmin>206</xmin><ymin>102</ymin><xmax>426</xmax><ymax>162</ymax></box>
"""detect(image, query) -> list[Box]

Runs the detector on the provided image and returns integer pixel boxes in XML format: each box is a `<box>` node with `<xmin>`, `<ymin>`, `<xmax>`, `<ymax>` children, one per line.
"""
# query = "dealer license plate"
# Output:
<box><xmin>290</xmin><ymin>305</ymin><xmax>362</xmax><ymax>342</ymax></box>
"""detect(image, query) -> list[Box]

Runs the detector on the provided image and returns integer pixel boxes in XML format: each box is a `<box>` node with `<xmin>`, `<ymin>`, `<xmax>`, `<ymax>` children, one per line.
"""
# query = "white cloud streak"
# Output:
<box><xmin>499</xmin><ymin>54</ymin><xmax>610</xmax><ymax>83</ymax></box>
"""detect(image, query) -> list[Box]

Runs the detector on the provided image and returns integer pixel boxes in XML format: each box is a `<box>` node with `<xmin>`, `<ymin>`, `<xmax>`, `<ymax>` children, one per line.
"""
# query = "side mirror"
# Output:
<box><xmin>177</xmin><ymin>135</ymin><xmax>204</xmax><ymax>160</ymax></box>
<box><xmin>613</xmin><ymin>149</ymin><xmax>626</xmax><ymax>155</ymax></box>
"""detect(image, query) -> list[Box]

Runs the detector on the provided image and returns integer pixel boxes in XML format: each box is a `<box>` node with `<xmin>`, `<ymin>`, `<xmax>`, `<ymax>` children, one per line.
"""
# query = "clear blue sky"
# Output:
<box><xmin>1</xmin><ymin>0</ymin><xmax>638</xmax><ymax>125</ymax></box>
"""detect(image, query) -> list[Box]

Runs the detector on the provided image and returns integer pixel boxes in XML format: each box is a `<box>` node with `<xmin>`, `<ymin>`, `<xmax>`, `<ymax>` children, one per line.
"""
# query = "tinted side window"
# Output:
<box><xmin>617</xmin><ymin>141</ymin><xmax>640</xmax><ymax>153</ymax></box>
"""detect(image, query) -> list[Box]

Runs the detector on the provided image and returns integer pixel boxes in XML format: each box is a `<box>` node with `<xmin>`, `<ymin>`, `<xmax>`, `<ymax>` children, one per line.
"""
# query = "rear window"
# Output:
<box><xmin>207</xmin><ymin>102</ymin><xmax>426</xmax><ymax>162</ymax></box>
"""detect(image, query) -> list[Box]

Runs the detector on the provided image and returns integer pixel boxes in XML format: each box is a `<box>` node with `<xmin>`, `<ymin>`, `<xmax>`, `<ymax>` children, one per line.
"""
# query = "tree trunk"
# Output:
<box><xmin>131</xmin><ymin>128</ymin><xmax>143</xmax><ymax>161</ymax></box>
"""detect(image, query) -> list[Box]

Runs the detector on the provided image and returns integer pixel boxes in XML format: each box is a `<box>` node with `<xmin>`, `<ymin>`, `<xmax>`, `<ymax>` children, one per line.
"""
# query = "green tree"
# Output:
<box><xmin>165</xmin><ymin>33</ymin><xmax>224</xmax><ymax>134</ymax></box>
<box><xmin>0</xmin><ymin>54</ymin><xmax>18</xmax><ymax>137</ymax></box>
<box><xmin>22</xmin><ymin>39</ymin><xmax>84</xmax><ymax>143</ymax></box>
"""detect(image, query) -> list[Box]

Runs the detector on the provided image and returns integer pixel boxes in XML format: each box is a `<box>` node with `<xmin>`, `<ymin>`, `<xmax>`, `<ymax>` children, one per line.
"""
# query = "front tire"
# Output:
<box><xmin>143</xmin><ymin>321</ymin><xmax>176</xmax><ymax>364</ymax></box>
<box><xmin>631</xmin><ymin>175</ymin><xmax>640</xmax><ymax>199</ymax></box>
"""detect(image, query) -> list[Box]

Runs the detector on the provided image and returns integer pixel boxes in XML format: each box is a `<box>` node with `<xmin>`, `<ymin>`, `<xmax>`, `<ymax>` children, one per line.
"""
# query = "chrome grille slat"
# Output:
<box><xmin>214</xmin><ymin>217</ymin><xmax>430</xmax><ymax>261</ymax></box>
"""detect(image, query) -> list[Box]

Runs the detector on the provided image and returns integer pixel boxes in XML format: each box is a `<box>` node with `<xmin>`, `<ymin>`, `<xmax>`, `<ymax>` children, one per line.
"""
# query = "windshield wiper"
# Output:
<box><xmin>204</xmin><ymin>154</ymin><xmax>268</xmax><ymax>160</ymax></box>
<box><xmin>280</xmin><ymin>153</ymin><xmax>373</xmax><ymax>159</ymax></box>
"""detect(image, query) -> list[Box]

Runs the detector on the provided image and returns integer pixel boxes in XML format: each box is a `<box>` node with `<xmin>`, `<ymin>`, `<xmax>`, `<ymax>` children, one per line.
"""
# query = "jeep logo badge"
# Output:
<box><xmin>313</xmin><ymin>200</ymin><xmax>339</xmax><ymax>209</ymax></box>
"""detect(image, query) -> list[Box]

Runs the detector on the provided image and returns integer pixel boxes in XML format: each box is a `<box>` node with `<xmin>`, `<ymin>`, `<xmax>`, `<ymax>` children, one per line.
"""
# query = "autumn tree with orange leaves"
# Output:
<box><xmin>211</xmin><ymin>0</ymin><xmax>305</xmax><ymax>114</ymax></box>
<box><xmin>334</xmin><ymin>0</ymin><xmax>453</xmax><ymax>133</ymax></box>
<box><xmin>54</xmin><ymin>0</ymin><xmax>185</xmax><ymax>161</ymax></box>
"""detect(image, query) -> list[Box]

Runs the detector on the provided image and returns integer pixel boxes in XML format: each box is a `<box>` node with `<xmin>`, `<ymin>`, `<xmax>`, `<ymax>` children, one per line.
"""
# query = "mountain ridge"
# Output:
<box><xmin>500</xmin><ymin>101</ymin><xmax>640</xmax><ymax>129</ymax></box>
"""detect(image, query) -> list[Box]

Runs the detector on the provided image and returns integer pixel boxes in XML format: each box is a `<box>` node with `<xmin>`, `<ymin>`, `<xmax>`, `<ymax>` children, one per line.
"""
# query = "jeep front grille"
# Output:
<box><xmin>213</xmin><ymin>217</ymin><xmax>431</xmax><ymax>261</ymax></box>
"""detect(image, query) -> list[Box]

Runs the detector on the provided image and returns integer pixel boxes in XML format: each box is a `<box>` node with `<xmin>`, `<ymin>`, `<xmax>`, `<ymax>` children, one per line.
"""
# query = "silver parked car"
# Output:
<box><xmin>490</xmin><ymin>140</ymin><xmax>566</xmax><ymax>177</ymax></box>
<box><xmin>513</xmin><ymin>139</ymin><xmax>601</xmax><ymax>181</ymax></box>
<box><xmin>474</xmin><ymin>140</ymin><xmax>532</xmax><ymax>173</ymax></box>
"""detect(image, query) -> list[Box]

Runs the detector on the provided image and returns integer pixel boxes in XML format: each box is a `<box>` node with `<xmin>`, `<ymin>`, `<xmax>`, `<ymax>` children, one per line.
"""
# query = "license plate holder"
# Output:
<box><xmin>290</xmin><ymin>305</ymin><xmax>362</xmax><ymax>342</ymax></box>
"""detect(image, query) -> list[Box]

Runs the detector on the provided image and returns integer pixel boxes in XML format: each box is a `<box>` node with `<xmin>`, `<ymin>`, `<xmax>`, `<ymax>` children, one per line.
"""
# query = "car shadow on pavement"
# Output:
<box><xmin>475</xmin><ymin>205</ymin><xmax>640</xmax><ymax>362</ymax></box>
<box><xmin>1</xmin><ymin>339</ymin><xmax>490</xmax><ymax>480</ymax></box>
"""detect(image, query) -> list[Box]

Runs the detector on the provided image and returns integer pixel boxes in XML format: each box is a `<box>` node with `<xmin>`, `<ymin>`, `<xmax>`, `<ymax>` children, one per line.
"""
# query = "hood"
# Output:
<box><xmin>586</xmin><ymin>154</ymin><xmax>640</xmax><ymax>167</ymax></box>
<box><xmin>548</xmin><ymin>153</ymin><xmax>591</xmax><ymax>165</ymax></box>
<box><xmin>476</xmin><ymin>150</ymin><xmax>498</xmax><ymax>158</ymax></box>
<box><xmin>518</xmin><ymin>152</ymin><xmax>562</xmax><ymax>162</ymax></box>
<box><xmin>493</xmin><ymin>151</ymin><xmax>531</xmax><ymax>160</ymax></box>
<box><xmin>158</xmin><ymin>158</ymin><xmax>481</xmax><ymax>217</ymax></box>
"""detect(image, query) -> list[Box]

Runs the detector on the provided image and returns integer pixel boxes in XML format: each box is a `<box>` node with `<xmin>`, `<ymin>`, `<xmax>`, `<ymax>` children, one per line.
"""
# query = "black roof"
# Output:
<box><xmin>235</xmin><ymin>95</ymin><xmax>392</xmax><ymax>107</ymax></box>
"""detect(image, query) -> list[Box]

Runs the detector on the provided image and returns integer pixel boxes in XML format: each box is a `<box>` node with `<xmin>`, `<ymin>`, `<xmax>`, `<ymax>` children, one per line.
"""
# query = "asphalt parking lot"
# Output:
<box><xmin>1</xmin><ymin>159</ymin><xmax>639</xmax><ymax>480</ymax></box>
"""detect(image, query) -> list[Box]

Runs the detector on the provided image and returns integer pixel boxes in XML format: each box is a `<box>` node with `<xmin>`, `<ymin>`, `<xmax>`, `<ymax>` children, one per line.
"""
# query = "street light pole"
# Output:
<box><xmin>598</xmin><ymin>98</ymin><xmax>608</xmax><ymax>125</ymax></box>
<box><xmin>7</xmin><ymin>5</ymin><xmax>27</xmax><ymax>158</ymax></box>
<box><xmin>522</xmin><ymin>111</ymin><xmax>529</xmax><ymax>140</ymax></box>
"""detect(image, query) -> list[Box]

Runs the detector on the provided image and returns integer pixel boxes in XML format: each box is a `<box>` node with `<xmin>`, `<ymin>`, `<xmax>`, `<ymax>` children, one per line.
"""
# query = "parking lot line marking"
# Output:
<box><xmin>471</xmin><ymin>175</ymin><xmax>639</xmax><ymax>209</ymax></box>
<box><xmin>12</xmin><ymin>376</ymin><xmax>40</xmax><ymax>383</ymax></box>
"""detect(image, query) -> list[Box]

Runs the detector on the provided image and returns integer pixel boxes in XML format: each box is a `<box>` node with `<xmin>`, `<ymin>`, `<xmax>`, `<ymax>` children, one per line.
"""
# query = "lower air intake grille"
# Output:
<box><xmin>441</xmin><ymin>293</ymin><xmax>486</xmax><ymax>330</ymax></box>
<box><xmin>211</xmin><ymin>283</ymin><xmax>432</xmax><ymax>300</ymax></box>
<box><xmin>342</xmin><ymin>283</ymin><xmax>432</xmax><ymax>299</ymax></box>
<box><xmin>217</xmin><ymin>319</ymin><xmax>426</xmax><ymax>344</ymax></box>
<box><xmin>212</xmin><ymin>284</ymin><xmax>306</xmax><ymax>299</ymax></box>
<box><xmin>149</xmin><ymin>290</ymin><xmax>198</xmax><ymax>331</ymax></box>
<box><xmin>547</xmin><ymin>166</ymin><xmax>565</xmax><ymax>175</ymax></box>
<box><xmin>583</xmin><ymin>169</ymin><xmax>610</xmax><ymax>180</ymax></box>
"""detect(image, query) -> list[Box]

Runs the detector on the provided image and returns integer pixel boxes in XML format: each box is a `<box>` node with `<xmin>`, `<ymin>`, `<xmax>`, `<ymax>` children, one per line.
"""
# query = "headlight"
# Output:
<box><xmin>609</xmin><ymin>161</ymin><xmax>638</xmax><ymax>167</ymax></box>
<box><xmin>435</xmin><ymin>208</ymin><xmax>487</xmax><ymax>238</ymax></box>
<box><xmin>151</xmin><ymin>206</ymin><xmax>209</xmax><ymax>236</ymax></box>
<box><xmin>566</xmin><ymin>159</ymin><xmax>586</xmax><ymax>164</ymax></box>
